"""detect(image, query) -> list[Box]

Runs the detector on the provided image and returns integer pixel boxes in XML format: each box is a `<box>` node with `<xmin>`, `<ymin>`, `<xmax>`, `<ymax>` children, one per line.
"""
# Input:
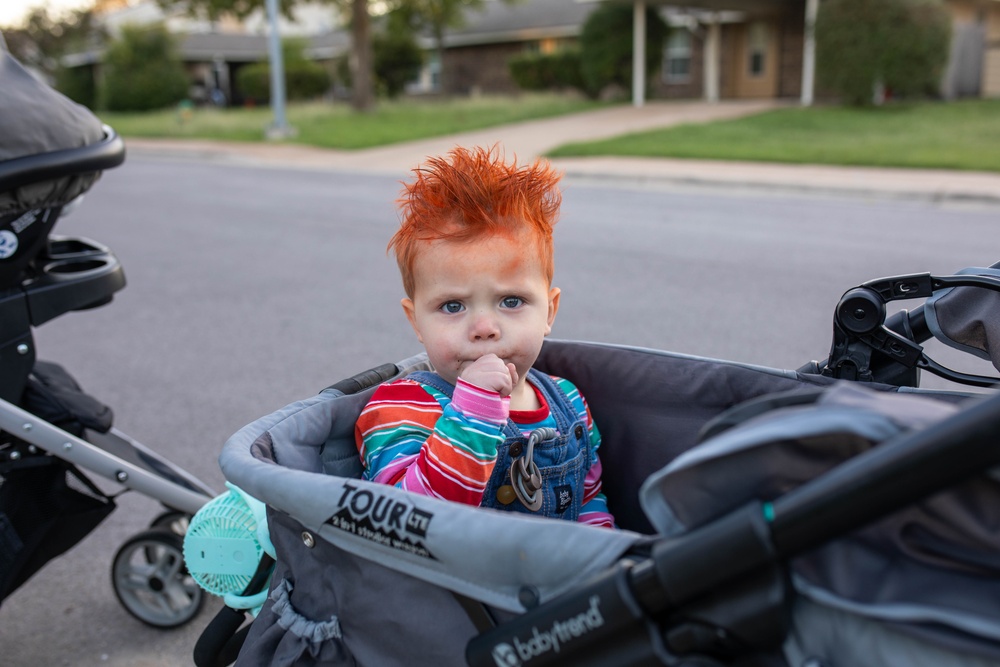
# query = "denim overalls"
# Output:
<box><xmin>407</xmin><ymin>370</ymin><xmax>592</xmax><ymax>521</ymax></box>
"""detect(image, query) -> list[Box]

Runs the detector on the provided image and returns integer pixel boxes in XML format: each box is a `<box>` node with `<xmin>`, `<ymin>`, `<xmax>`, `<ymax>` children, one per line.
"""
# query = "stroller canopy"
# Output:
<box><xmin>0</xmin><ymin>50</ymin><xmax>108</xmax><ymax>217</ymax></box>
<box><xmin>0</xmin><ymin>51</ymin><xmax>104</xmax><ymax>162</ymax></box>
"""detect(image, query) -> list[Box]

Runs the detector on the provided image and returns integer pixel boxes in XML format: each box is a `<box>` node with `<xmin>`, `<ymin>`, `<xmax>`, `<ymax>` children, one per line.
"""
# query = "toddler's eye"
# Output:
<box><xmin>441</xmin><ymin>301</ymin><xmax>464</xmax><ymax>314</ymax></box>
<box><xmin>500</xmin><ymin>296</ymin><xmax>524</xmax><ymax>309</ymax></box>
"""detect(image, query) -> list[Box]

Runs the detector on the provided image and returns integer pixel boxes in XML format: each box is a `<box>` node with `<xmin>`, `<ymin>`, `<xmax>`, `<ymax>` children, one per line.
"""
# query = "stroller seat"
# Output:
<box><xmin>217</xmin><ymin>337</ymin><xmax>1000</xmax><ymax>667</ymax></box>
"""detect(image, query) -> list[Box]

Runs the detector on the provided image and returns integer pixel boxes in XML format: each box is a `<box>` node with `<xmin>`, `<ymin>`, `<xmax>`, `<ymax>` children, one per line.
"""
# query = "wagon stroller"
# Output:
<box><xmin>0</xmin><ymin>50</ymin><xmax>215</xmax><ymax>627</ymax></box>
<box><xmin>196</xmin><ymin>257</ymin><xmax>1000</xmax><ymax>666</ymax></box>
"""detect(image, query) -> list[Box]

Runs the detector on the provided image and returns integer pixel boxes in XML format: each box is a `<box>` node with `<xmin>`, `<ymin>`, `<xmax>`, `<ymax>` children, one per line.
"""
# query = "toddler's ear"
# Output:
<box><xmin>545</xmin><ymin>287</ymin><xmax>561</xmax><ymax>335</ymax></box>
<box><xmin>401</xmin><ymin>298</ymin><xmax>424</xmax><ymax>344</ymax></box>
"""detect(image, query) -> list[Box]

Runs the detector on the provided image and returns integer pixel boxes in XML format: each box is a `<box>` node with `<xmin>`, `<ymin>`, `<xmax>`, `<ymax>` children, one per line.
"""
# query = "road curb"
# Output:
<box><xmin>124</xmin><ymin>139</ymin><xmax>1000</xmax><ymax>206</ymax></box>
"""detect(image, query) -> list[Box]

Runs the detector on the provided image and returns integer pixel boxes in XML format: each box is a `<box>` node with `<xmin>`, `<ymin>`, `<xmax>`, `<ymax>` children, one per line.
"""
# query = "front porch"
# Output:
<box><xmin>595</xmin><ymin>0</ymin><xmax>818</xmax><ymax>106</ymax></box>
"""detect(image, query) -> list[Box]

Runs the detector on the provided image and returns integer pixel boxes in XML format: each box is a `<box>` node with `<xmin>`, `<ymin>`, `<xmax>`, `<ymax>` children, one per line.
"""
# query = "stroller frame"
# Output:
<box><xmin>0</xmin><ymin>122</ymin><xmax>215</xmax><ymax>628</ymax></box>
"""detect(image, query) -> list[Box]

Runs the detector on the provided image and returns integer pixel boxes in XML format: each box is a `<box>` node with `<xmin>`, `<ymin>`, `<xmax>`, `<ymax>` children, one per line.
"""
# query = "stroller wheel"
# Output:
<box><xmin>150</xmin><ymin>510</ymin><xmax>190</xmax><ymax>536</ymax></box>
<box><xmin>111</xmin><ymin>528</ymin><xmax>205</xmax><ymax>628</ymax></box>
<box><xmin>145</xmin><ymin>512</ymin><xmax>191</xmax><ymax>565</ymax></box>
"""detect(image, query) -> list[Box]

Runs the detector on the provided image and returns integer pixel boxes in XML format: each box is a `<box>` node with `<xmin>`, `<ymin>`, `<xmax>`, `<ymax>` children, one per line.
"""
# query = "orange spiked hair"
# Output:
<box><xmin>389</xmin><ymin>145</ymin><xmax>563</xmax><ymax>298</ymax></box>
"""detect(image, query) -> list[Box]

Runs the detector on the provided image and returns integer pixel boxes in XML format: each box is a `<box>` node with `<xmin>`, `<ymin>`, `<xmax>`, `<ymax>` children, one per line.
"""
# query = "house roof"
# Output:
<box><xmin>442</xmin><ymin>0</ymin><xmax>596</xmax><ymax>47</ymax></box>
<box><xmin>178</xmin><ymin>32</ymin><xmax>270</xmax><ymax>62</ymax></box>
<box><xmin>61</xmin><ymin>28</ymin><xmax>352</xmax><ymax>67</ymax></box>
<box><xmin>582</xmin><ymin>0</ymin><xmax>799</xmax><ymax>21</ymax></box>
<box><xmin>306</xmin><ymin>29</ymin><xmax>352</xmax><ymax>60</ymax></box>
<box><xmin>440</xmin><ymin>0</ymin><xmax>797</xmax><ymax>48</ymax></box>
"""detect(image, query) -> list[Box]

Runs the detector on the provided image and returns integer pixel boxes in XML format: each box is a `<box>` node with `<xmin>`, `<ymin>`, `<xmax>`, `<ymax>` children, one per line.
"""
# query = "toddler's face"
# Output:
<box><xmin>402</xmin><ymin>232</ymin><xmax>559</xmax><ymax>390</ymax></box>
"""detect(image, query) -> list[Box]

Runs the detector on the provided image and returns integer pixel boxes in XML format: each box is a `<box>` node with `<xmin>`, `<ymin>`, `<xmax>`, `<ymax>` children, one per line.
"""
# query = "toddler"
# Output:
<box><xmin>355</xmin><ymin>145</ymin><xmax>613</xmax><ymax>527</ymax></box>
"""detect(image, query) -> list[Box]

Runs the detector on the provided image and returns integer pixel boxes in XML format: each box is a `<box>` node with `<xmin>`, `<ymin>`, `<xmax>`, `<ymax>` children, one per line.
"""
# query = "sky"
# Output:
<box><xmin>0</xmin><ymin>0</ymin><xmax>95</xmax><ymax>28</ymax></box>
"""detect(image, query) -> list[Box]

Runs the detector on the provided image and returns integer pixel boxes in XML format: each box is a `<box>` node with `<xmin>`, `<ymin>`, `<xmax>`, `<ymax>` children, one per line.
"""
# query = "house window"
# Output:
<box><xmin>539</xmin><ymin>38</ymin><xmax>558</xmax><ymax>55</ymax></box>
<box><xmin>662</xmin><ymin>30</ymin><xmax>691</xmax><ymax>82</ymax></box>
<box><xmin>747</xmin><ymin>22</ymin><xmax>767</xmax><ymax>77</ymax></box>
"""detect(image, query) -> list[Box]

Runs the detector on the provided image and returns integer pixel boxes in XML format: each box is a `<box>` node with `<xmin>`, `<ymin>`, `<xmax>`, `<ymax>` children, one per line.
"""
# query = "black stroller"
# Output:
<box><xmin>194</xmin><ymin>238</ymin><xmax>1000</xmax><ymax>667</ymax></box>
<box><xmin>0</xmin><ymin>50</ymin><xmax>215</xmax><ymax>627</ymax></box>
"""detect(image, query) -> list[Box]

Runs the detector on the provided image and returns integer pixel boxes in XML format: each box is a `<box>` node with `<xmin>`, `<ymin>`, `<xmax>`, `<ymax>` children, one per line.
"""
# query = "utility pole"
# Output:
<box><xmin>264</xmin><ymin>0</ymin><xmax>293</xmax><ymax>138</ymax></box>
<box><xmin>632</xmin><ymin>1</ymin><xmax>646</xmax><ymax>107</ymax></box>
<box><xmin>801</xmin><ymin>0</ymin><xmax>819</xmax><ymax>106</ymax></box>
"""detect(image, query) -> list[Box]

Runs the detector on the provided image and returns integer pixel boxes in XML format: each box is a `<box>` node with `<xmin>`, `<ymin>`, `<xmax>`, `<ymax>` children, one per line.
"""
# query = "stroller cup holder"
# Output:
<box><xmin>0</xmin><ymin>236</ymin><xmax>124</xmax><ymax>404</ymax></box>
<box><xmin>23</xmin><ymin>235</ymin><xmax>125</xmax><ymax>326</ymax></box>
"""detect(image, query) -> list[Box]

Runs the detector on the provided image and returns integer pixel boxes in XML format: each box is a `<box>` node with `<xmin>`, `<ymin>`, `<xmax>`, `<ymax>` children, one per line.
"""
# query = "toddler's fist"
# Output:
<box><xmin>460</xmin><ymin>354</ymin><xmax>518</xmax><ymax>397</ymax></box>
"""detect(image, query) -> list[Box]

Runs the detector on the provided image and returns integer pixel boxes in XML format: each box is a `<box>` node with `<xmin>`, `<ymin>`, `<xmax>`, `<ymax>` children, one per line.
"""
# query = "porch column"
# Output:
<box><xmin>801</xmin><ymin>0</ymin><xmax>819</xmax><ymax>105</ymax></box>
<box><xmin>633</xmin><ymin>1</ymin><xmax>646</xmax><ymax>107</ymax></box>
<box><xmin>703</xmin><ymin>15</ymin><xmax>720</xmax><ymax>102</ymax></box>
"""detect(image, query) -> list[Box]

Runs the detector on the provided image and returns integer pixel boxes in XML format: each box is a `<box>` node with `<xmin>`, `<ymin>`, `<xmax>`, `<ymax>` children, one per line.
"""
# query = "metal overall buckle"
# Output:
<box><xmin>510</xmin><ymin>427</ymin><xmax>557</xmax><ymax>512</ymax></box>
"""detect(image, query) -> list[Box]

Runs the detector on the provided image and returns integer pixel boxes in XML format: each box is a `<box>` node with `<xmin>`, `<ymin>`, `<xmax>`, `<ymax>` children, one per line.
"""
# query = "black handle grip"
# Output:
<box><xmin>194</xmin><ymin>606</ymin><xmax>250</xmax><ymax>667</ymax></box>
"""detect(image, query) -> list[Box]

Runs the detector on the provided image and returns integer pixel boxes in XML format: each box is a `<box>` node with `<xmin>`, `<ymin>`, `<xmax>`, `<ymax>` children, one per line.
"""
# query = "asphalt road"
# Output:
<box><xmin>1</xmin><ymin>156</ymin><xmax>997</xmax><ymax>666</ymax></box>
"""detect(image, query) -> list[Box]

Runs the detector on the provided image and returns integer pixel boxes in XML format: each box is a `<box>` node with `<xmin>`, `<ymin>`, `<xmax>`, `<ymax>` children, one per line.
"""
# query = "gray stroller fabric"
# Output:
<box><xmin>0</xmin><ymin>52</ymin><xmax>103</xmax><ymax>161</ymax></box>
<box><xmin>642</xmin><ymin>382</ymin><xmax>1000</xmax><ymax>664</ymax></box>
<box><xmin>220</xmin><ymin>341</ymin><xmax>842</xmax><ymax>666</ymax></box>
<box><xmin>924</xmin><ymin>264</ymin><xmax>1000</xmax><ymax>372</ymax></box>
<box><xmin>0</xmin><ymin>51</ymin><xmax>105</xmax><ymax>215</ymax></box>
<box><xmin>220</xmin><ymin>339</ymin><xmax>997</xmax><ymax>666</ymax></box>
<box><xmin>783</xmin><ymin>597</ymin><xmax>1000</xmax><ymax>667</ymax></box>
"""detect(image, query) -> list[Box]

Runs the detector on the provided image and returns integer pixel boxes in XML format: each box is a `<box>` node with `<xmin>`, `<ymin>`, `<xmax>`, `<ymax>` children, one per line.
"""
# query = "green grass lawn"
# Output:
<box><xmin>99</xmin><ymin>93</ymin><xmax>606</xmax><ymax>150</ymax></box>
<box><xmin>547</xmin><ymin>99</ymin><xmax>1000</xmax><ymax>172</ymax></box>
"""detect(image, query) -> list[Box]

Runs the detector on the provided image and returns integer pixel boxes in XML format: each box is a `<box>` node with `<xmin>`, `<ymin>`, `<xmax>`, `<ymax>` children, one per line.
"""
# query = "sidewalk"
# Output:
<box><xmin>124</xmin><ymin>100</ymin><xmax>1000</xmax><ymax>204</ymax></box>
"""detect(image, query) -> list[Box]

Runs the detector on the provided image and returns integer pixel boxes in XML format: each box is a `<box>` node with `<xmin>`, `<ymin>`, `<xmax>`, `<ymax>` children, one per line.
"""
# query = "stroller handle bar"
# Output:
<box><xmin>0</xmin><ymin>125</ymin><xmax>126</xmax><ymax>193</ymax></box>
<box><xmin>806</xmin><ymin>271</ymin><xmax>1000</xmax><ymax>387</ymax></box>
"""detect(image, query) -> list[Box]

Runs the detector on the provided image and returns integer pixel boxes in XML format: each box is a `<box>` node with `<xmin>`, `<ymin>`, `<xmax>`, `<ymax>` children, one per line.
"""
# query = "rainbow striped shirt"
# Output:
<box><xmin>355</xmin><ymin>375</ymin><xmax>614</xmax><ymax>528</ymax></box>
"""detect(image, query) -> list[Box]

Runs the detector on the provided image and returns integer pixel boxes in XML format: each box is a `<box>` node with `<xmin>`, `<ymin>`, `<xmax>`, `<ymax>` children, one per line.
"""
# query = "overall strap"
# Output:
<box><xmin>524</xmin><ymin>369</ymin><xmax>577</xmax><ymax>434</ymax></box>
<box><xmin>405</xmin><ymin>370</ymin><xmax>455</xmax><ymax>397</ymax></box>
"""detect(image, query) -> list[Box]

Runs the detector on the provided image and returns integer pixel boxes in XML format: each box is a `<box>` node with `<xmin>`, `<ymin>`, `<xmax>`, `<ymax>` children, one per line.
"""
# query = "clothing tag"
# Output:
<box><xmin>554</xmin><ymin>485</ymin><xmax>573</xmax><ymax>514</ymax></box>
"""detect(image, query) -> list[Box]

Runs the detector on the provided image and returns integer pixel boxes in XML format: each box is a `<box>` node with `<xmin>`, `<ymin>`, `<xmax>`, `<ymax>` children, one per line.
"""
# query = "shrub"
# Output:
<box><xmin>286</xmin><ymin>60</ymin><xmax>332</xmax><ymax>100</ymax></box>
<box><xmin>508</xmin><ymin>50</ymin><xmax>584</xmax><ymax>92</ymax></box>
<box><xmin>56</xmin><ymin>65</ymin><xmax>97</xmax><ymax>109</ymax></box>
<box><xmin>816</xmin><ymin>0</ymin><xmax>951</xmax><ymax>106</ymax></box>
<box><xmin>579</xmin><ymin>3</ymin><xmax>668</xmax><ymax>99</ymax></box>
<box><xmin>235</xmin><ymin>60</ymin><xmax>331</xmax><ymax>104</ymax></box>
<box><xmin>100</xmin><ymin>24</ymin><xmax>188</xmax><ymax>112</ymax></box>
<box><xmin>373</xmin><ymin>30</ymin><xmax>423</xmax><ymax>98</ymax></box>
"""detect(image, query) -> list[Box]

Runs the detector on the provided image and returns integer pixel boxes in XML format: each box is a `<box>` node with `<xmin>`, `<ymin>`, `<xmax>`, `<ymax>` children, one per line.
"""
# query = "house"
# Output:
<box><xmin>945</xmin><ymin>0</ymin><xmax>1000</xmax><ymax>98</ymax></box>
<box><xmin>61</xmin><ymin>0</ymin><xmax>346</xmax><ymax>105</ymax></box>
<box><xmin>606</xmin><ymin>0</ymin><xmax>1000</xmax><ymax>105</ymax></box>
<box><xmin>63</xmin><ymin>0</ymin><xmax>1000</xmax><ymax>106</ymax></box>
<box><xmin>612</xmin><ymin>0</ymin><xmax>821</xmax><ymax>106</ymax></box>
<box><xmin>443</xmin><ymin>0</ymin><xmax>1000</xmax><ymax>105</ymax></box>
<box><xmin>411</xmin><ymin>0</ymin><xmax>595</xmax><ymax>95</ymax></box>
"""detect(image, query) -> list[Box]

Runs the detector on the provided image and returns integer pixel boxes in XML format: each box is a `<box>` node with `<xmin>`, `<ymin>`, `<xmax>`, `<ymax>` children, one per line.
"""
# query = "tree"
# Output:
<box><xmin>398</xmin><ymin>0</ymin><xmax>519</xmax><ymax>95</ymax></box>
<box><xmin>101</xmin><ymin>23</ymin><xmax>189</xmax><ymax>111</ymax></box>
<box><xmin>162</xmin><ymin>0</ymin><xmax>377</xmax><ymax>111</ymax></box>
<box><xmin>348</xmin><ymin>0</ymin><xmax>375</xmax><ymax>110</ymax></box>
<box><xmin>579</xmin><ymin>2</ymin><xmax>668</xmax><ymax>99</ymax></box>
<box><xmin>816</xmin><ymin>0</ymin><xmax>951</xmax><ymax>106</ymax></box>
<box><xmin>373</xmin><ymin>9</ymin><xmax>424</xmax><ymax>98</ymax></box>
<box><xmin>2</xmin><ymin>6</ymin><xmax>105</xmax><ymax>80</ymax></box>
